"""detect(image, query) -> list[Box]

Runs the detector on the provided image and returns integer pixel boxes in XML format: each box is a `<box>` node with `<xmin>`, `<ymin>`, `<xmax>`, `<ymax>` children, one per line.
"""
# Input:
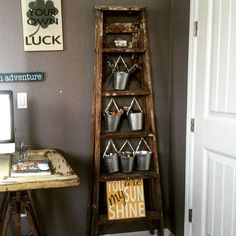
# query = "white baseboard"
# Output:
<box><xmin>103</xmin><ymin>228</ymin><xmax>175</xmax><ymax>236</ymax></box>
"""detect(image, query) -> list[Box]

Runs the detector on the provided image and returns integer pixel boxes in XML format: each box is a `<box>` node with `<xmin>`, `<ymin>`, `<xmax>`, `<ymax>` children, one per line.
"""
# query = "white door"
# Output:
<box><xmin>185</xmin><ymin>0</ymin><xmax>236</xmax><ymax>236</ymax></box>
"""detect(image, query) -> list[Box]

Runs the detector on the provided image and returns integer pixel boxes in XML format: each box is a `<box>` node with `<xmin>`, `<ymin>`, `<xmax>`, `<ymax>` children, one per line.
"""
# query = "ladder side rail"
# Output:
<box><xmin>90</xmin><ymin>8</ymin><xmax>104</xmax><ymax>236</ymax></box>
<box><xmin>141</xmin><ymin>10</ymin><xmax>164</xmax><ymax>236</ymax></box>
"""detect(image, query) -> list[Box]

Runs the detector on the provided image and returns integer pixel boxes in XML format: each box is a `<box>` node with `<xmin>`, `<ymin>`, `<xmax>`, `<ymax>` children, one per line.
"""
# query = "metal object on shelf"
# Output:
<box><xmin>113</xmin><ymin>71</ymin><xmax>129</xmax><ymax>90</ymax></box>
<box><xmin>127</xmin><ymin>97</ymin><xmax>144</xmax><ymax>130</ymax></box>
<box><xmin>114</xmin><ymin>38</ymin><xmax>128</xmax><ymax>47</ymax></box>
<box><xmin>135</xmin><ymin>137</ymin><xmax>152</xmax><ymax>170</ymax></box>
<box><xmin>104</xmin><ymin>115</ymin><xmax>121</xmax><ymax>132</ymax></box>
<box><xmin>103</xmin><ymin>140</ymin><xmax>119</xmax><ymax>173</ymax></box>
<box><xmin>104</xmin><ymin>98</ymin><xmax>123</xmax><ymax>132</ymax></box>
<box><xmin>119</xmin><ymin>140</ymin><xmax>135</xmax><ymax>173</ymax></box>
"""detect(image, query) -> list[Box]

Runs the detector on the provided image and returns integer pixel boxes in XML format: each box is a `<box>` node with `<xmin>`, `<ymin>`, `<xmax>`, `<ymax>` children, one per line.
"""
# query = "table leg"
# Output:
<box><xmin>0</xmin><ymin>193</ymin><xmax>12</xmax><ymax>236</ymax></box>
<box><xmin>0</xmin><ymin>192</ymin><xmax>8</xmax><ymax>220</ymax></box>
<box><xmin>0</xmin><ymin>191</ymin><xmax>40</xmax><ymax>236</ymax></box>
<box><xmin>24</xmin><ymin>192</ymin><xmax>39</xmax><ymax>236</ymax></box>
<box><xmin>15</xmin><ymin>192</ymin><xmax>21</xmax><ymax>236</ymax></box>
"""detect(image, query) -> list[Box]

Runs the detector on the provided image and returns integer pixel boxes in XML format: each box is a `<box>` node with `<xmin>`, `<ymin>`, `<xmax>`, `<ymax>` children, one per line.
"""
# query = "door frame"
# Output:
<box><xmin>184</xmin><ymin>0</ymin><xmax>198</xmax><ymax>235</ymax></box>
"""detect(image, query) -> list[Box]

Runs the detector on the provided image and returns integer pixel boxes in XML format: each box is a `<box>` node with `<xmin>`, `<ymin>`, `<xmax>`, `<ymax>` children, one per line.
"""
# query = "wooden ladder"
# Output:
<box><xmin>89</xmin><ymin>6</ymin><xmax>164</xmax><ymax>236</ymax></box>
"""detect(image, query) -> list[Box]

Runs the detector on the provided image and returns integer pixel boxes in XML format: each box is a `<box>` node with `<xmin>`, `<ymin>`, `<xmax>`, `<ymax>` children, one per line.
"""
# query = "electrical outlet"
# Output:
<box><xmin>17</xmin><ymin>93</ymin><xmax>27</xmax><ymax>109</ymax></box>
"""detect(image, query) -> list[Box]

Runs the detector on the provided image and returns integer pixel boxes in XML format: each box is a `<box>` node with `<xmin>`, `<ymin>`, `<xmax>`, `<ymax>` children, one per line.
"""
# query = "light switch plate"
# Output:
<box><xmin>17</xmin><ymin>93</ymin><xmax>27</xmax><ymax>109</ymax></box>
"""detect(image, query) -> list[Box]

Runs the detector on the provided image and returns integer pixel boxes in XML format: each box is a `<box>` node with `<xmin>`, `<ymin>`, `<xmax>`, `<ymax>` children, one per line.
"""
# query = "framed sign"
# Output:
<box><xmin>0</xmin><ymin>72</ymin><xmax>44</xmax><ymax>83</ymax></box>
<box><xmin>21</xmin><ymin>0</ymin><xmax>63</xmax><ymax>51</ymax></box>
<box><xmin>106</xmin><ymin>179</ymin><xmax>146</xmax><ymax>220</ymax></box>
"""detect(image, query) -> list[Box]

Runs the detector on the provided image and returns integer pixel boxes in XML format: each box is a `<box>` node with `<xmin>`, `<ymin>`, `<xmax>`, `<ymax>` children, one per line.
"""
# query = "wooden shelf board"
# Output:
<box><xmin>95</xmin><ymin>6</ymin><xmax>146</xmax><ymax>12</ymax></box>
<box><xmin>99</xmin><ymin>170</ymin><xmax>157</xmax><ymax>182</ymax></box>
<box><xmin>104</xmin><ymin>23</ymin><xmax>139</xmax><ymax>34</ymax></box>
<box><xmin>101</xmin><ymin>131</ymin><xmax>154</xmax><ymax>139</ymax></box>
<box><xmin>101</xmin><ymin>90</ymin><xmax>150</xmax><ymax>97</ymax></box>
<box><xmin>98</xmin><ymin>210</ymin><xmax>161</xmax><ymax>225</ymax></box>
<box><xmin>103</xmin><ymin>48</ymin><xmax>146</xmax><ymax>53</ymax></box>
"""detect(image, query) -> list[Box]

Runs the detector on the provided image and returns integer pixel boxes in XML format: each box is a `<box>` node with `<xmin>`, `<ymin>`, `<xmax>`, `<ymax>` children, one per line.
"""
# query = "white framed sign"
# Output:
<box><xmin>21</xmin><ymin>0</ymin><xmax>63</xmax><ymax>51</ymax></box>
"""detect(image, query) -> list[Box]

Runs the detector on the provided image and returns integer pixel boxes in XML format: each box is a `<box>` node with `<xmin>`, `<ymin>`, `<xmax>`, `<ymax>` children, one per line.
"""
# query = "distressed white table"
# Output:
<box><xmin>0</xmin><ymin>149</ymin><xmax>80</xmax><ymax>236</ymax></box>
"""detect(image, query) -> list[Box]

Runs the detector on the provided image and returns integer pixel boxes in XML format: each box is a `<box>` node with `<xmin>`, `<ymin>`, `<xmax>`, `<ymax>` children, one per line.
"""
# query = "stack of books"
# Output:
<box><xmin>11</xmin><ymin>160</ymin><xmax>51</xmax><ymax>177</ymax></box>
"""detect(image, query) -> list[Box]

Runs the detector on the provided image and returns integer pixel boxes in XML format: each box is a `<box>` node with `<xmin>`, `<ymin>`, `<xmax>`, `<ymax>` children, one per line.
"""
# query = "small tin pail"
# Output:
<box><xmin>119</xmin><ymin>140</ymin><xmax>135</xmax><ymax>173</ymax></box>
<box><xmin>112</xmin><ymin>56</ymin><xmax>129</xmax><ymax>90</ymax></box>
<box><xmin>104</xmin><ymin>98</ymin><xmax>122</xmax><ymax>132</ymax></box>
<box><xmin>104</xmin><ymin>115</ymin><xmax>121</xmax><ymax>132</ymax></box>
<box><xmin>136</xmin><ymin>151</ymin><xmax>152</xmax><ymax>170</ymax></box>
<box><xmin>127</xmin><ymin>98</ymin><xmax>143</xmax><ymax>130</ymax></box>
<box><xmin>128</xmin><ymin>112</ymin><xmax>143</xmax><ymax>130</ymax></box>
<box><xmin>135</xmin><ymin>138</ymin><xmax>152</xmax><ymax>171</ymax></box>
<box><xmin>103</xmin><ymin>153</ymin><xmax>119</xmax><ymax>173</ymax></box>
<box><xmin>103</xmin><ymin>140</ymin><xmax>119</xmax><ymax>173</ymax></box>
<box><xmin>120</xmin><ymin>153</ymin><xmax>135</xmax><ymax>173</ymax></box>
<box><xmin>113</xmin><ymin>72</ymin><xmax>129</xmax><ymax>90</ymax></box>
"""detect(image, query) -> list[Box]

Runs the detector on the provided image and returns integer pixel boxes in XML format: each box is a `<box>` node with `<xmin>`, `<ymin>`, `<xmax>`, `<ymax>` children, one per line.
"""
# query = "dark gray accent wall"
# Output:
<box><xmin>0</xmin><ymin>0</ymin><xmax>189</xmax><ymax>235</ymax></box>
<box><xmin>169</xmin><ymin>0</ymin><xmax>190</xmax><ymax>235</ymax></box>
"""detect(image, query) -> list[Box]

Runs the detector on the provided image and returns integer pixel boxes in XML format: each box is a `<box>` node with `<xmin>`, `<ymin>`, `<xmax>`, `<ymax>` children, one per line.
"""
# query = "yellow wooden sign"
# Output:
<box><xmin>106</xmin><ymin>179</ymin><xmax>146</xmax><ymax>220</ymax></box>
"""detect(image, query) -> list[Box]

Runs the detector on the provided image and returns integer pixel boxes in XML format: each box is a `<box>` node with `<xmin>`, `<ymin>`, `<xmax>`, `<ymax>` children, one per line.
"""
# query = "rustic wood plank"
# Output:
<box><xmin>98</xmin><ymin>210</ymin><xmax>161</xmax><ymax>225</ymax></box>
<box><xmin>90</xmin><ymin>8</ymin><xmax>104</xmax><ymax>236</ymax></box>
<box><xmin>23</xmin><ymin>193</ymin><xmax>39</xmax><ymax>236</ymax></box>
<box><xmin>100</xmin><ymin>170</ymin><xmax>157</xmax><ymax>182</ymax></box>
<box><xmin>0</xmin><ymin>149</ymin><xmax>80</xmax><ymax>192</ymax></box>
<box><xmin>0</xmin><ymin>199</ymin><xmax>11</xmax><ymax>236</ymax></box>
<box><xmin>101</xmin><ymin>89</ymin><xmax>150</xmax><ymax>97</ymax></box>
<box><xmin>104</xmin><ymin>23</ymin><xmax>139</xmax><ymax>34</ymax></box>
<box><xmin>101</xmin><ymin>131</ymin><xmax>154</xmax><ymax>139</ymax></box>
<box><xmin>0</xmin><ymin>191</ymin><xmax>40</xmax><ymax>236</ymax></box>
<box><xmin>102</xmin><ymin>48</ymin><xmax>145</xmax><ymax>53</ymax></box>
<box><xmin>95</xmin><ymin>6</ymin><xmax>146</xmax><ymax>11</ymax></box>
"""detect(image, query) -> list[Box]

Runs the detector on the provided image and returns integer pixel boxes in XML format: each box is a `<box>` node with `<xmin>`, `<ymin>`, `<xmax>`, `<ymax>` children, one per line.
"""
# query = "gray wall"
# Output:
<box><xmin>0</xmin><ymin>0</ymin><xmax>189</xmax><ymax>235</ymax></box>
<box><xmin>170</xmin><ymin>0</ymin><xmax>190</xmax><ymax>235</ymax></box>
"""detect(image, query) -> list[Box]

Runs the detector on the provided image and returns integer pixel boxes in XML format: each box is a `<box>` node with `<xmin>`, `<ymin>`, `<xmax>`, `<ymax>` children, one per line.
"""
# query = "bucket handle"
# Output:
<box><xmin>119</xmin><ymin>140</ymin><xmax>134</xmax><ymax>153</ymax></box>
<box><xmin>136</xmin><ymin>137</ymin><xmax>152</xmax><ymax>152</ymax></box>
<box><xmin>103</xmin><ymin>139</ymin><xmax>118</xmax><ymax>158</ymax></box>
<box><xmin>104</xmin><ymin>98</ymin><xmax>119</xmax><ymax>115</ymax></box>
<box><xmin>112</xmin><ymin>55</ymin><xmax>129</xmax><ymax>73</ymax></box>
<box><xmin>127</xmin><ymin>97</ymin><xmax>143</xmax><ymax>115</ymax></box>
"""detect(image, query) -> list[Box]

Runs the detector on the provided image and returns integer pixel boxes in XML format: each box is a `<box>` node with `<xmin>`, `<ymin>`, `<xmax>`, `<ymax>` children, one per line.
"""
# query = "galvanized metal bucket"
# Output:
<box><xmin>104</xmin><ymin>115</ymin><xmax>121</xmax><ymax>132</ymax></box>
<box><xmin>103</xmin><ymin>153</ymin><xmax>119</xmax><ymax>173</ymax></box>
<box><xmin>112</xmin><ymin>55</ymin><xmax>129</xmax><ymax>90</ymax></box>
<box><xmin>127</xmin><ymin>98</ymin><xmax>143</xmax><ymax>130</ymax></box>
<box><xmin>103</xmin><ymin>140</ymin><xmax>119</xmax><ymax>173</ymax></box>
<box><xmin>128</xmin><ymin>112</ymin><xmax>143</xmax><ymax>130</ymax></box>
<box><xmin>135</xmin><ymin>138</ymin><xmax>152</xmax><ymax>170</ymax></box>
<box><xmin>104</xmin><ymin>98</ymin><xmax>122</xmax><ymax>132</ymax></box>
<box><xmin>136</xmin><ymin>151</ymin><xmax>151</xmax><ymax>170</ymax></box>
<box><xmin>113</xmin><ymin>71</ymin><xmax>129</xmax><ymax>90</ymax></box>
<box><xmin>119</xmin><ymin>140</ymin><xmax>135</xmax><ymax>173</ymax></box>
